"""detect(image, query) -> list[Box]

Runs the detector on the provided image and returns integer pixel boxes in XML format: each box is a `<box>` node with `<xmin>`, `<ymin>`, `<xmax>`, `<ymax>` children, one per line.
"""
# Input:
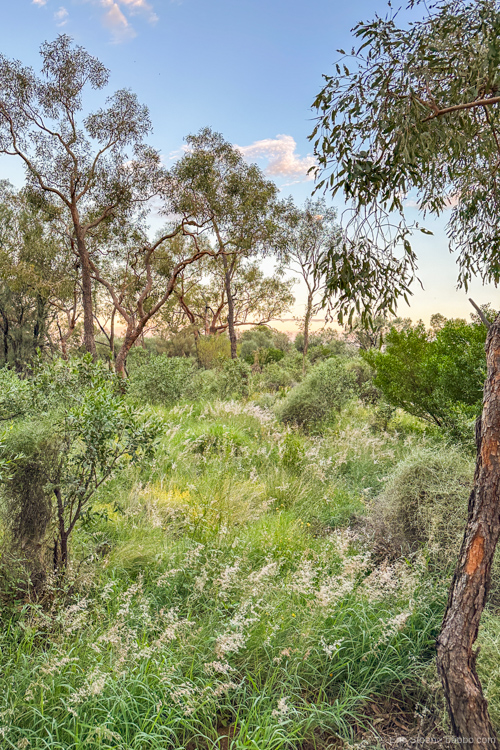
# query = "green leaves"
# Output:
<box><xmin>311</xmin><ymin>0</ymin><xmax>500</xmax><ymax>319</ymax></box>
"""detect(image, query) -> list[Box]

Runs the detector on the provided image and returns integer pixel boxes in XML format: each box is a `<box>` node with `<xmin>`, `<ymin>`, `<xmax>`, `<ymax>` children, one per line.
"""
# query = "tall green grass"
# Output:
<box><xmin>0</xmin><ymin>396</ymin><xmax>481</xmax><ymax>748</ymax></box>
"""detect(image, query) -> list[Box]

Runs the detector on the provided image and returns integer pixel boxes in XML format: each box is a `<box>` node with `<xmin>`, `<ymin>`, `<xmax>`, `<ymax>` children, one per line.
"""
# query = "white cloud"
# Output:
<box><xmin>54</xmin><ymin>6</ymin><xmax>69</xmax><ymax>26</ymax></box>
<box><xmin>84</xmin><ymin>0</ymin><xmax>158</xmax><ymax>42</ymax></box>
<box><xmin>117</xmin><ymin>0</ymin><xmax>158</xmax><ymax>23</ymax></box>
<box><xmin>32</xmin><ymin>0</ymin><xmax>47</xmax><ymax>6</ymax></box>
<box><xmin>102</xmin><ymin>3</ymin><xmax>137</xmax><ymax>42</ymax></box>
<box><xmin>238</xmin><ymin>135</ymin><xmax>317</xmax><ymax>182</ymax></box>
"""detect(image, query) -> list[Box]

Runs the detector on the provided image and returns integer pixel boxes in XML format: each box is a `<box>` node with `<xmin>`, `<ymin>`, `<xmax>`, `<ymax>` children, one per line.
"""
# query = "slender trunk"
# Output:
<box><xmin>222</xmin><ymin>255</ymin><xmax>237</xmax><ymax>359</ymax></box>
<box><xmin>0</xmin><ymin>307</ymin><xmax>9</xmax><ymax>363</ymax></box>
<box><xmin>54</xmin><ymin>488</ymin><xmax>69</xmax><ymax>570</ymax></box>
<box><xmin>75</xmin><ymin>230</ymin><xmax>96</xmax><ymax>359</ymax></box>
<box><xmin>109</xmin><ymin>307</ymin><xmax>116</xmax><ymax>360</ymax></box>
<box><xmin>303</xmin><ymin>293</ymin><xmax>313</xmax><ymax>374</ymax></box>
<box><xmin>436</xmin><ymin>316</ymin><xmax>500</xmax><ymax>745</ymax></box>
<box><xmin>115</xmin><ymin>322</ymin><xmax>139</xmax><ymax>376</ymax></box>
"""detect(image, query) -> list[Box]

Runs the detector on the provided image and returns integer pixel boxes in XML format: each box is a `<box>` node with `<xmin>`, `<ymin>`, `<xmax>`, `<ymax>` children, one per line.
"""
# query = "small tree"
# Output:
<box><xmin>89</xmin><ymin>222</ymin><xmax>214</xmax><ymax>375</ymax></box>
<box><xmin>167</xmin><ymin>128</ymin><xmax>281</xmax><ymax>358</ymax></box>
<box><xmin>172</xmin><ymin>256</ymin><xmax>295</xmax><ymax>338</ymax></box>
<box><xmin>311</xmin><ymin>0</ymin><xmax>500</xmax><ymax>740</ymax></box>
<box><xmin>0</xmin><ymin>36</ymin><xmax>163</xmax><ymax>357</ymax></box>
<box><xmin>279</xmin><ymin>198</ymin><xmax>341</xmax><ymax>368</ymax></box>
<box><xmin>0</xmin><ymin>359</ymin><xmax>160</xmax><ymax>575</ymax></box>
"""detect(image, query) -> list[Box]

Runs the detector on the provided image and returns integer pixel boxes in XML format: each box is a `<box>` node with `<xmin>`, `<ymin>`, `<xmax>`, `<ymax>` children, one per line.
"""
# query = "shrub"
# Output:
<box><xmin>0</xmin><ymin>367</ymin><xmax>161</xmax><ymax>583</ymax></box>
<box><xmin>127</xmin><ymin>354</ymin><xmax>196</xmax><ymax>406</ymax></box>
<box><xmin>0</xmin><ymin>368</ymin><xmax>32</xmax><ymax>420</ymax></box>
<box><xmin>197</xmin><ymin>335</ymin><xmax>231</xmax><ymax>369</ymax></box>
<box><xmin>370</xmin><ymin>446</ymin><xmax>473</xmax><ymax>564</ymax></box>
<box><xmin>258</xmin><ymin>362</ymin><xmax>294</xmax><ymax>392</ymax></box>
<box><xmin>0</xmin><ymin>420</ymin><xmax>58</xmax><ymax>591</ymax></box>
<box><xmin>364</xmin><ymin>318</ymin><xmax>486</xmax><ymax>440</ymax></box>
<box><xmin>216</xmin><ymin>358</ymin><xmax>251</xmax><ymax>400</ymax></box>
<box><xmin>346</xmin><ymin>358</ymin><xmax>380</xmax><ymax>405</ymax></box>
<box><xmin>277</xmin><ymin>357</ymin><xmax>356</xmax><ymax>429</ymax></box>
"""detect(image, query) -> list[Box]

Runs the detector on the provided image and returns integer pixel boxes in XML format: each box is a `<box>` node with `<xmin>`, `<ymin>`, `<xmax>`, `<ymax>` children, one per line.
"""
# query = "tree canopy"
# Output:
<box><xmin>311</xmin><ymin>0</ymin><xmax>500</xmax><ymax>322</ymax></box>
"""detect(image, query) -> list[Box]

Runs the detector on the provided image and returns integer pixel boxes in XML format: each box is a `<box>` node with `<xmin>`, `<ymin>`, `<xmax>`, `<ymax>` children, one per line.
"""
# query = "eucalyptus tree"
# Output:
<box><xmin>0</xmin><ymin>181</ymin><xmax>78</xmax><ymax>367</ymax></box>
<box><xmin>311</xmin><ymin>0</ymin><xmax>500</xmax><ymax>741</ymax></box>
<box><xmin>90</xmin><ymin>221</ymin><xmax>217</xmax><ymax>375</ymax></box>
<box><xmin>172</xmin><ymin>255</ymin><xmax>295</xmax><ymax>337</ymax></box>
<box><xmin>167</xmin><ymin>128</ymin><xmax>281</xmax><ymax>358</ymax></box>
<box><xmin>279</xmin><ymin>198</ymin><xmax>341</xmax><ymax>368</ymax></box>
<box><xmin>0</xmin><ymin>35</ymin><xmax>164</xmax><ymax>357</ymax></box>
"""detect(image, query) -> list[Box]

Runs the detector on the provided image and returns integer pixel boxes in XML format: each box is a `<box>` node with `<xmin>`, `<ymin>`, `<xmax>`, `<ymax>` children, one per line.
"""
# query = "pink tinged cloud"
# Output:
<box><xmin>238</xmin><ymin>135</ymin><xmax>318</xmax><ymax>182</ymax></box>
<box><xmin>102</xmin><ymin>2</ymin><xmax>137</xmax><ymax>42</ymax></box>
<box><xmin>32</xmin><ymin>0</ymin><xmax>47</xmax><ymax>6</ymax></box>
<box><xmin>96</xmin><ymin>0</ymin><xmax>158</xmax><ymax>42</ymax></box>
<box><xmin>54</xmin><ymin>6</ymin><xmax>69</xmax><ymax>26</ymax></box>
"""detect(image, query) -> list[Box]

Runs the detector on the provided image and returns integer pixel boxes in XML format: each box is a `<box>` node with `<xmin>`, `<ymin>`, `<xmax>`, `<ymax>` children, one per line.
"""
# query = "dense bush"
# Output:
<box><xmin>196</xmin><ymin>334</ymin><xmax>231</xmax><ymax>368</ymax></box>
<box><xmin>216</xmin><ymin>358</ymin><xmax>251</xmax><ymax>399</ymax></box>
<box><xmin>239</xmin><ymin>327</ymin><xmax>290</xmax><ymax>367</ymax></box>
<box><xmin>364</xmin><ymin>318</ymin><xmax>486</xmax><ymax>446</ymax></box>
<box><xmin>0</xmin><ymin>358</ymin><xmax>161</xmax><ymax>584</ymax></box>
<box><xmin>277</xmin><ymin>356</ymin><xmax>356</xmax><ymax>428</ymax></box>
<box><xmin>370</xmin><ymin>446</ymin><xmax>473</xmax><ymax>564</ymax></box>
<box><xmin>256</xmin><ymin>362</ymin><xmax>294</xmax><ymax>392</ymax></box>
<box><xmin>127</xmin><ymin>354</ymin><xmax>196</xmax><ymax>405</ymax></box>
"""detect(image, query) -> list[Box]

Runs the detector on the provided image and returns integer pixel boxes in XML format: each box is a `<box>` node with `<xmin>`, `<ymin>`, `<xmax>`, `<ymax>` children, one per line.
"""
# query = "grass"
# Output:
<box><xmin>0</xmin><ymin>395</ymin><xmax>481</xmax><ymax>749</ymax></box>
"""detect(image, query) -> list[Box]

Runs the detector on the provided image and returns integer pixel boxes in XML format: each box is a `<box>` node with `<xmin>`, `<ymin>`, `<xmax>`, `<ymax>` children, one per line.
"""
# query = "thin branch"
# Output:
<box><xmin>422</xmin><ymin>96</ymin><xmax>500</xmax><ymax>122</ymax></box>
<box><xmin>469</xmin><ymin>298</ymin><xmax>491</xmax><ymax>329</ymax></box>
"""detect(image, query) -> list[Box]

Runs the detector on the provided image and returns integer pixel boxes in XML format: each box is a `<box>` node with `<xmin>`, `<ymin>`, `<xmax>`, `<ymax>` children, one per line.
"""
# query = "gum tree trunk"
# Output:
<box><xmin>436</xmin><ymin>316</ymin><xmax>500</xmax><ymax>745</ymax></box>
<box><xmin>222</xmin><ymin>254</ymin><xmax>237</xmax><ymax>359</ymax></box>
<box><xmin>75</xmin><ymin>229</ymin><xmax>97</xmax><ymax>359</ymax></box>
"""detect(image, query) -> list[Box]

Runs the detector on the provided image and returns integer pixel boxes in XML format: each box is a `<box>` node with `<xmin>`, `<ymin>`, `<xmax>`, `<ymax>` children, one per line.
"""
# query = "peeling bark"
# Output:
<box><xmin>436</xmin><ymin>315</ymin><xmax>500</xmax><ymax>746</ymax></box>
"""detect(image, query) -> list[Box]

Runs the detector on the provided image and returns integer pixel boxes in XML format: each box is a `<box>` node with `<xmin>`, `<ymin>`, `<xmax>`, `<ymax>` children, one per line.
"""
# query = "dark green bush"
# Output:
<box><xmin>127</xmin><ymin>354</ymin><xmax>196</xmax><ymax>406</ymax></box>
<box><xmin>370</xmin><ymin>446</ymin><xmax>473</xmax><ymax>564</ymax></box>
<box><xmin>216</xmin><ymin>358</ymin><xmax>251</xmax><ymax>399</ymax></box>
<box><xmin>364</xmin><ymin>318</ymin><xmax>486</xmax><ymax>446</ymax></box>
<box><xmin>277</xmin><ymin>357</ymin><xmax>356</xmax><ymax>429</ymax></box>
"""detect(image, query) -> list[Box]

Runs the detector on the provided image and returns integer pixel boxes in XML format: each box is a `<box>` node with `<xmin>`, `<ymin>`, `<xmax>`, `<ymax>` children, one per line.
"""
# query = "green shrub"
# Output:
<box><xmin>127</xmin><ymin>354</ymin><xmax>196</xmax><ymax>406</ymax></box>
<box><xmin>346</xmin><ymin>358</ymin><xmax>380</xmax><ymax>405</ymax></box>
<box><xmin>0</xmin><ymin>419</ymin><xmax>58</xmax><ymax>591</ymax></box>
<box><xmin>277</xmin><ymin>357</ymin><xmax>356</xmax><ymax>429</ymax></box>
<box><xmin>216</xmin><ymin>358</ymin><xmax>251</xmax><ymax>399</ymax></box>
<box><xmin>364</xmin><ymin>318</ymin><xmax>486</xmax><ymax>442</ymax></box>
<box><xmin>0</xmin><ymin>368</ymin><xmax>32</xmax><ymax>420</ymax></box>
<box><xmin>197</xmin><ymin>335</ymin><xmax>231</xmax><ymax>369</ymax></box>
<box><xmin>372</xmin><ymin>445</ymin><xmax>473</xmax><ymax>564</ymax></box>
<box><xmin>258</xmin><ymin>362</ymin><xmax>294</xmax><ymax>392</ymax></box>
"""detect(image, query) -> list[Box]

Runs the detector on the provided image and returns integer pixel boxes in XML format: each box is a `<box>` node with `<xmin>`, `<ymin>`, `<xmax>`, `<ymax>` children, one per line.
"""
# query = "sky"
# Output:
<box><xmin>0</xmin><ymin>0</ymin><xmax>498</xmax><ymax>331</ymax></box>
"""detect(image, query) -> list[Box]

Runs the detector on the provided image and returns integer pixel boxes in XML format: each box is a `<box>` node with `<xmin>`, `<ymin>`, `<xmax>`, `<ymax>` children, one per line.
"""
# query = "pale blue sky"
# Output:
<box><xmin>0</xmin><ymin>0</ymin><xmax>497</xmax><ymax>326</ymax></box>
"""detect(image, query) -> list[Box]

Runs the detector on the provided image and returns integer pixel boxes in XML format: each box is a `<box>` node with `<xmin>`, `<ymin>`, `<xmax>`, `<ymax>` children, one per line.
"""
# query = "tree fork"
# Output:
<box><xmin>437</xmin><ymin>316</ymin><xmax>500</xmax><ymax>745</ymax></box>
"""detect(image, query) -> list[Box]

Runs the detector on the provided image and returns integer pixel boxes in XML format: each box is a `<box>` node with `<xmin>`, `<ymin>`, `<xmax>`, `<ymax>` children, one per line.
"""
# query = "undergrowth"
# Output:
<box><xmin>0</xmin><ymin>394</ymin><xmax>488</xmax><ymax>749</ymax></box>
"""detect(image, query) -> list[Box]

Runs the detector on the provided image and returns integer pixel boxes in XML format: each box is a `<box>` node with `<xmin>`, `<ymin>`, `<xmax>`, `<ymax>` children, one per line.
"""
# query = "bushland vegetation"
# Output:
<box><xmin>2</xmin><ymin>7</ymin><xmax>500</xmax><ymax>746</ymax></box>
<box><xmin>0</xmin><ymin>310</ymin><xmax>498</xmax><ymax>749</ymax></box>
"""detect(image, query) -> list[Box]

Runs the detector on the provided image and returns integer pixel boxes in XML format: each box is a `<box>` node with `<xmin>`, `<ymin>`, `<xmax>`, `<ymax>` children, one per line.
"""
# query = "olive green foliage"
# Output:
<box><xmin>372</xmin><ymin>446</ymin><xmax>473</xmax><ymax>566</ymax></box>
<box><xmin>311</xmin><ymin>0</ymin><xmax>500</xmax><ymax>322</ymax></box>
<box><xmin>0</xmin><ymin>357</ymin><xmax>160</xmax><ymax>576</ymax></box>
<box><xmin>257</xmin><ymin>362</ymin><xmax>294</xmax><ymax>392</ymax></box>
<box><xmin>277</xmin><ymin>357</ymin><xmax>356</xmax><ymax>429</ymax></box>
<box><xmin>346</xmin><ymin>358</ymin><xmax>379</xmax><ymax>405</ymax></box>
<box><xmin>364</xmin><ymin>318</ymin><xmax>486</xmax><ymax>444</ymax></box>
<box><xmin>239</xmin><ymin>326</ymin><xmax>289</xmax><ymax>365</ymax></box>
<box><xmin>216</xmin><ymin>358</ymin><xmax>252</xmax><ymax>399</ymax></box>
<box><xmin>127</xmin><ymin>354</ymin><xmax>196</xmax><ymax>406</ymax></box>
<box><xmin>0</xmin><ymin>420</ymin><xmax>57</xmax><ymax>590</ymax></box>
<box><xmin>0</xmin><ymin>367</ymin><xmax>32</xmax><ymax>419</ymax></box>
<box><xmin>196</xmin><ymin>335</ymin><xmax>231</xmax><ymax>369</ymax></box>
